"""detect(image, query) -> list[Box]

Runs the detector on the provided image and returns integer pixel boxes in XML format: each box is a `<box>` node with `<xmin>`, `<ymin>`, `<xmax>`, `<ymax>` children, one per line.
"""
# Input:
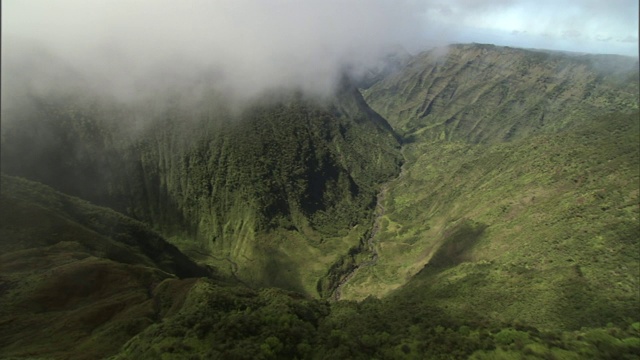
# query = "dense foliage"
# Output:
<box><xmin>1</xmin><ymin>44</ymin><xmax>638</xmax><ymax>359</ymax></box>
<box><xmin>114</xmin><ymin>280</ymin><xmax>640</xmax><ymax>360</ymax></box>
<box><xmin>343</xmin><ymin>112</ymin><xmax>640</xmax><ymax>330</ymax></box>
<box><xmin>0</xmin><ymin>84</ymin><xmax>402</xmax><ymax>295</ymax></box>
<box><xmin>364</xmin><ymin>44</ymin><xmax>639</xmax><ymax>143</ymax></box>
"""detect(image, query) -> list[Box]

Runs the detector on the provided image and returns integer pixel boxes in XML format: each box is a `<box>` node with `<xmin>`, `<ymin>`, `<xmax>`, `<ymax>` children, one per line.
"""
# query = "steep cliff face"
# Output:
<box><xmin>0</xmin><ymin>81</ymin><xmax>401</xmax><ymax>294</ymax></box>
<box><xmin>364</xmin><ymin>43</ymin><xmax>639</xmax><ymax>143</ymax></box>
<box><xmin>131</xmin><ymin>85</ymin><xmax>401</xmax><ymax>241</ymax></box>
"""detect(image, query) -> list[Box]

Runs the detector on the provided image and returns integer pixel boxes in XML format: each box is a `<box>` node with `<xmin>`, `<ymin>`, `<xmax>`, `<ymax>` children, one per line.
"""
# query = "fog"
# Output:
<box><xmin>3</xmin><ymin>0</ymin><xmax>637</xmax><ymax>109</ymax></box>
<box><xmin>2</xmin><ymin>0</ymin><xmax>431</xmax><ymax>104</ymax></box>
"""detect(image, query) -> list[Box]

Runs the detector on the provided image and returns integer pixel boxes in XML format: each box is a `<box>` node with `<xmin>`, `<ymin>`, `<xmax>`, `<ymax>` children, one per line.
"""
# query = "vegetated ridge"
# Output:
<box><xmin>364</xmin><ymin>43</ymin><xmax>638</xmax><ymax>143</ymax></box>
<box><xmin>339</xmin><ymin>43</ymin><xmax>640</xmax><ymax>331</ymax></box>
<box><xmin>1</xmin><ymin>43</ymin><xmax>639</xmax><ymax>359</ymax></box>
<box><xmin>1</xmin><ymin>77</ymin><xmax>402</xmax><ymax>297</ymax></box>
<box><xmin>0</xmin><ymin>175</ymin><xmax>210</xmax><ymax>358</ymax></box>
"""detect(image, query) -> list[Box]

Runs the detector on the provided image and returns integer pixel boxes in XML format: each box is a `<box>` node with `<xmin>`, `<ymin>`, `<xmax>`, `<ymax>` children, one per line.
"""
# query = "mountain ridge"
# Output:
<box><xmin>363</xmin><ymin>43</ymin><xmax>639</xmax><ymax>144</ymax></box>
<box><xmin>0</xmin><ymin>80</ymin><xmax>402</xmax><ymax>296</ymax></box>
<box><xmin>1</xmin><ymin>42</ymin><xmax>639</xmax><ymax>358</ymax></box>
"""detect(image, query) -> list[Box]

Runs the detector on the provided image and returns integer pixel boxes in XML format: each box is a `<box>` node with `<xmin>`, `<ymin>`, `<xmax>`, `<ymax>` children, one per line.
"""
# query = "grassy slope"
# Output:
<box><xmin>346</xmin><ymin>44</ymin><xmax>640</xmax><ymax>330</ymax></box>
<box><xmin>2</xmin><ymin>175</ymin><xmax>638</xmax><ymax>359</ymax></box>
<box><xmin>363</xmin><ymin>43</ymin><xmax>639</xmax><ymax>143</ymax></box>
<box><xmin>343</xmin><ymin>112</ymin><xmax>639</xmax><ymax>329</ymax></box>
<box><xmin>2</xmin><ymin>44</ymin><xmax>640</xmax><ymax>358</ymax></box>
<box><xmin>0</xmin><ymin>175</ymin><xmax>209</xmax><ymax>359</ymax></box>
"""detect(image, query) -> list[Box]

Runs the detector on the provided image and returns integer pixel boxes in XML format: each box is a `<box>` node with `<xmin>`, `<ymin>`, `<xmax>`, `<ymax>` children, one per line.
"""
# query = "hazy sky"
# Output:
<box><xmin>2</xmin><ymin>0</ymin><xmax>638</xmax><ymax>101</ymax></box>
<box><xmin>433</xmin><ymin>0</ymin><xmax>639</xmax><ymax>56</ymax></box>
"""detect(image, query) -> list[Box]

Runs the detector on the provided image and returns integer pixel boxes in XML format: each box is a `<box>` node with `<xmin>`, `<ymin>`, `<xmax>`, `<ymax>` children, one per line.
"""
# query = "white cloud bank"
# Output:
<box><xmin>2</xmin><ymin>0</ymin><xmax>637</xmax><ymax>105</ymax></box>
<box><xmin>2</xmin><ymin>0</ymin><xmax>429</xmax><ymax>101</ymax></box>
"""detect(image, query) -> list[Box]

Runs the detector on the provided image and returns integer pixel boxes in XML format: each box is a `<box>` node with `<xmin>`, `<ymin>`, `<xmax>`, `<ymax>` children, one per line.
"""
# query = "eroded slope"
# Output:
<box><xmin>364</xmin><ymin>43</ymin><xmax>639</xmax><ymax>143</ymax></box>
<box><xmin>1</xmin><ymin>81</ymin><xmax>402</xmax><ymax>296</ymax></box>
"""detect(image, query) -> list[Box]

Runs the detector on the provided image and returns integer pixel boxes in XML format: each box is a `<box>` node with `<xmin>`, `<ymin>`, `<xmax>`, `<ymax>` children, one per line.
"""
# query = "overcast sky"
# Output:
<box><xmin>2</xmin><ymin>0</ymin><xmax>638</xmax><ymax>101</ymax></box>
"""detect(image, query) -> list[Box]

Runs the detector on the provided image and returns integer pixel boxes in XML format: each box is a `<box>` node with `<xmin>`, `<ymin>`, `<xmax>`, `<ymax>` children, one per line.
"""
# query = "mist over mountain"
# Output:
<box><xmin>1</xmin><ymin>75</ymin><xmax>403</xmax><ymax>298</ymax></box>
<box><xmin>2</xmin><ymin>0</ymin><xmax>429</xmax><ymax>107</ymax></box>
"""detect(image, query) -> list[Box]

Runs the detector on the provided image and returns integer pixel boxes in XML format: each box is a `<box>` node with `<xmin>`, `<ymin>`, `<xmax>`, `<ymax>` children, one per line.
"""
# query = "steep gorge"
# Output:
<box><xmin>341</xmin><ymin>44</ymin><xmax>640</xmax><ymax>330</ymax></box>
<box><xmin>1</xmin><ymin>43</ymin><xmax>640</xmax><ymax>359</ymax></box>
<box><xmin>1</xmin><ymin>80</ymin><xmax>402</xmax><ymax>296</ymax></box>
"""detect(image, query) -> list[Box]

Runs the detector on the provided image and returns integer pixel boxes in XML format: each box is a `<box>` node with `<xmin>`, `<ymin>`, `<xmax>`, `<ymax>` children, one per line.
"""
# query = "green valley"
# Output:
<box><xmin>1</xmin><ymin>43</ymin><xmax>639</xmax><ymax>359</ymax></box>
<box><xmin>340</xmin><ymin>44</ymin><xmax>640</xmax><ymax>331</ymax></box>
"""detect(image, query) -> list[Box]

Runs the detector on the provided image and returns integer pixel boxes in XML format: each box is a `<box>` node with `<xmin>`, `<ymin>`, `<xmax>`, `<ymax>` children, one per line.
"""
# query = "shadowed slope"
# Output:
<box><xmin>0</xmin><ymin>175</ymin><xmax>209</xmax><ymax>359</ymax></box>
<box><xmin>0</xmin><ymin>80</ymin><xmax>402</xmax><ymax>296</ymax></box>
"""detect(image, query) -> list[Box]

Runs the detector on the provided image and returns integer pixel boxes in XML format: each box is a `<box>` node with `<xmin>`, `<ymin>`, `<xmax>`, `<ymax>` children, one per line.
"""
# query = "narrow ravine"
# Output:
<box><xmin>332</xmin><ymin>148</ymin><xmax>409</xmax><ymax>301</ymax></box>
<box><xmin>331</xmin><ymin>188</ymin><xmax>386</xmax><ymax>300</ymax></box>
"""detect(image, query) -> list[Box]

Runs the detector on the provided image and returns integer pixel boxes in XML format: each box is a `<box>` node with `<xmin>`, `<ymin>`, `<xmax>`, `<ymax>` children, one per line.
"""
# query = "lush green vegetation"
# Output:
<box><xmin>343</xmin><ymin>43</ymin><xmax>640</xmax><ymax>330</ymax></box>
<box><xmin>364</xmin><ymin>43</ymin><xmax>639</xmax><ymax>143</ymax></box>
<box><xmin>1</xmin><ymin>44</ymin><xmax>639</xmax><ymax>359</ymax></box>
<box><xmin>0</xmin><ymin>174</ymin><xmax>209</xmax><ymax>278</ymax></box>
<box><xmin>4</xmin><ymin>174</ymin><xmax>638</xmax><ymax>360</ymax></box>
<box><xmin>0</xmin><ymin>175</ymin><xmax>210</xmax><ymax>359</ymax></box>
<box><xmin>0</xmin><ymin>84</ymin><xmax>402</xmax><ymax>296</ymax></box>
<box><xmin>343</xmin><ymin>111</ymin><xmax>639</xmax><ymax>330</ymax></box>
<box><xmin>113</xmin><ymin>279</ymin><xmax>640</xmax><ymax>360</ymax></box>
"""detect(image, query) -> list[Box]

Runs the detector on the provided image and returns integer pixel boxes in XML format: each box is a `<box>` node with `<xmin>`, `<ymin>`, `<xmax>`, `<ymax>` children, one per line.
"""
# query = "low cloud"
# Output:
<box><xmin>3</xmin><ymin>0</ymin><xmax>637</xmax><ymax>109</ymax></box>
<box><xmin>2</xmin><ymin>0</ymin><xmax>429</xmax><ymax>104</ymax></box>
<box><xmin>561</xmin><ymin>30</ymin><xmax>582</xmax><ymax>39</ymax></box>
<box><xmin>619</xmin><ymin>36</ymin><xmax>639</xmax><ymax>43</ymax></box>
